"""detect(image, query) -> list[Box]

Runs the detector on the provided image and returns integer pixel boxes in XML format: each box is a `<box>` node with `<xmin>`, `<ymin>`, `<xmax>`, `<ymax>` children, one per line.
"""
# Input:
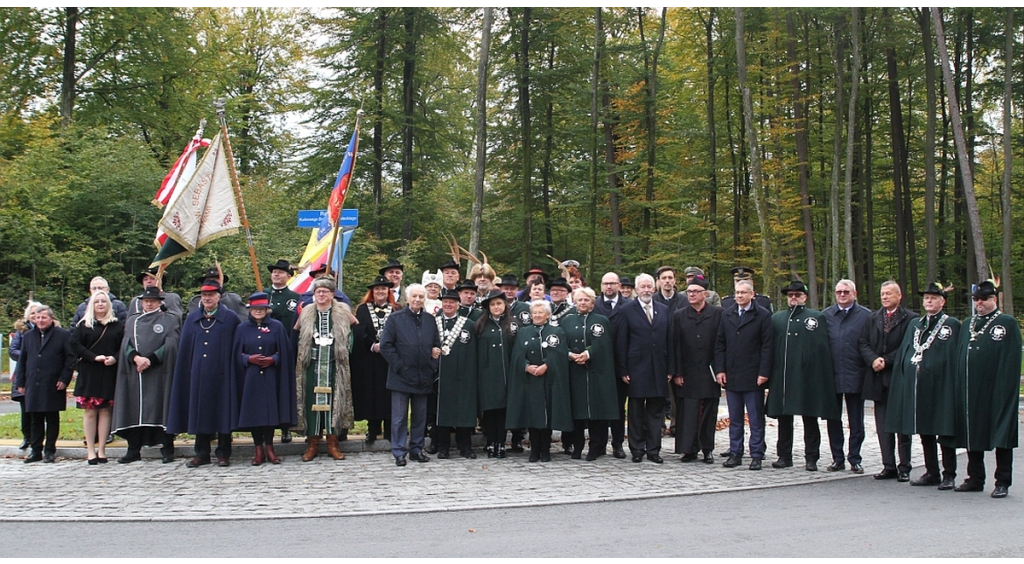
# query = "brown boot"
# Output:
<box><xmin>302</xmin><ymin>436</ymin><xmax>320</xmax><ymax>462</ymax></box>
<box><xmin>326</xmin><ymin>435</ymin><xmax>346</xmax><ymax>460</ymax></box>
<box><xmin>251</xmin><ymin>445</ymin><xmax>265</xmax><ymax>466</ymax></box>
<box><xmin>264</xmin><ymin>443</ymin><xmax>281</xmax><ymax>464</ymax></box>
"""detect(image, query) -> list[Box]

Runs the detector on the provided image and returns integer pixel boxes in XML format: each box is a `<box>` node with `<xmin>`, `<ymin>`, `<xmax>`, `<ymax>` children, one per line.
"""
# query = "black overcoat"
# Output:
<box><xmin>351</xmin><ymin>303</ymin><xmax>394</xmax><ymax>422</ymax></box>
<box><xmin>670</xmin><ymin>303</ymin><xmax>723</xmax><ymax>399</ymax></box>
<box><xmin>13</xmin><ymin>326</ymin><xmax>75</xmax><ymax>412</ymax></box>
<box><xmin>858</xmin><ymin>306</ymin><xmax>918</xmax><ymax>402</ymax></box>
<box><xmin>70</xmin><ymin>319</ymin><xmax>124</xmax><ymax>401</ymax></box>
<box><xmin>713</xmin><ymin>304</ymin><xmax>774</xmax><ymax>392</ymax></box>
<box><xmin>379</xmin><ymin>308</ymin><xmax>440</xmax><ymax>396</ymax></box>
<box><xmin>613</xmin><ymin>299</ymin><xmax>671</xmax><ymax>398</ymax></box>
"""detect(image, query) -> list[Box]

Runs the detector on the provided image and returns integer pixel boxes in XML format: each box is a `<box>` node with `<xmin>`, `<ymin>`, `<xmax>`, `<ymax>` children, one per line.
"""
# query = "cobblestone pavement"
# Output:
<box><xmin>0</xmin><ymin>408</ymin><xmax>925</xmax><ymax>522</ymax></box>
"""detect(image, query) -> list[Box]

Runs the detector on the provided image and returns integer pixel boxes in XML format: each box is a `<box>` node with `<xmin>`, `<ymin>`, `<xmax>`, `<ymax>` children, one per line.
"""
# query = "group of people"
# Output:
<box><xmin>9</xmin><ymin>259</ymin><xmax>1020</xmax><ymax>499</ymax></box>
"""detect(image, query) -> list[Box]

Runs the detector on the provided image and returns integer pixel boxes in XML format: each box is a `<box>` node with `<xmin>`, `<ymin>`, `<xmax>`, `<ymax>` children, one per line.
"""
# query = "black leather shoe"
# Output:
<box><xmin>118</xmin><ymin>452</ymin><xmax>142</xmax><ymax>464</ymax></box>
<box><xmin>425</xmin><ymin>443</ymin><xmax>439</xmax><ymax>455</ymax></box>
<box><xmin>648</xmin><ymin>454</ymin><xmax>664</xmax><ymax>464</ymax></box>
<box><xmin>679</xmin><ymin>453</ymin><xmax>698</xmax><ymax>463</ymax></box>
<box><xmin>874</xmin><ymin>469</ymin><xmax>898</xmax><ymax>480</ymax></box>
<box><xmin>954</xmin><ymin>480</ymin><xmax>984</xmax><ymax>492</ymax></box>
<box><xmin>539</xmin><ymin>451</ymin><xmax>551</xmax><ymax>462</ymax></box>
<box><xmin>719</xmin><ymin>450</ymin><xmax>733</xmax><ymax>457</ymax></box>
<box><xmin>805</xmin><ymin>461</ymin><xmax>818</xmax><ymax>472</ymax></box>
<box><xmin>24</xmin><ymin>452</ymin><xmax>42</xmax><ymax>464</ymax></box>
<box><xmin>702</xmin><ymin>453</ymin><xmax>715</xmax><ymax>464</ymax></box>
<box><xmin>43</xmin><ymin>453</ymin><xmax>56</xmax><ymax>463</ymax></box>
<box><xmin>771</xmin><ymin>457</ymin><xmax>793</xmax><ymax>469</ymax></box>
<box><xmin>437</xmin><ymin>448</ymin><xmax>450</xmax><ymax>460</ymax></box>
<box><xmin>749</xmin><ymin>458</ymin><xmax>762</xmax><ymax>470</ymax></box>
<box><xmin>281</xmin><ymin>429</ymin><xmax>292</xmax><ymax>444</ymax></box>
<box><xmin>910</xmin><ymin>474</ymin><xmax>941</xmax><ymax>486</ymax></box>
<box><xmin>366</xmin><ymin>435</ymin><xmax>377</xmax><ymax>445</ymax></box>
<box><xmin>827</xmin><ymin>461</ymin><xmax>846</xmax><ymax>472</ymax></box>
<box><xmin>897</xmin><ymin>472</ymin><xmax>910</xmax><ymax>482</ymax></box>
<box><xmin>395</xmin><ymin>456</ymin><xmax>407</xmax><ymax>467</ymax></box>
<box><xmin>409</xmin><ymin>452</ymin><xmax>430</xmax><ymax>463</ymax></box>
<box><xmin>96</xmin><ymin>457</ymin><xmax>107</xmax><ymax>464</ymax></box>
<box><xmin>528</xmin><ymin>451</ymin><xmax>540</xmax><ymax>463</ymax></box>
<box><xmin>18</xmin><ymin>439</ymin><xmax>29</xmax><ymax>450</ymax></box>
<box><xmin>613</xmin><ymin>445</ymin><xmax>627</xmax><ymax>459</ymax></box>
<box><xmin>185</xmin><ymin>457</ymin><xmax>210</xmax><ymax>468</ymax></box>
<box><xmin>991</xmin><ymin>485</ymin><xmax>1009</xmax><ymax>498</ymax></box>
<box><xmin>585</xmin><ymin>450</ymin><xmax>600</xmax><ymax>461</ymax></box>
<box><xmin>460</xmin><ymin>449</ymin><xmax>477</xmax><ymax>460</ymax></box>
<box><xmin>88</xmin><ymin>457</ymin><xmax>99</xmax><ymax>465</ymax></box>
<box><xmin>162</xmin><ymin>455</ymin><xmax>175</xmax><ymax>464</ymax></box>
<box><xmin>217</xmin><ymin>457</ymin><xmax>230</xmax><ymax>467</ymax></box>
<box><xmin>723</xmin><ymin>454</ymin><xmax>742</xmax><ymax>468</ymax></box>
<box><xmin>851</xmin><ymin>463</ymin><xmax>864</xmax><ymax>474</ymax></box>
<box><xmin>937</xmin><ymin>479</ymin><xmax>955</xmax><ymax>490</ymax></box>
<box><xmin>571</xmin><ymin>452</ymin><xmax>582</xmax><ymax>460</ymax></box>
<box><xmin>509</xmin><ymin>441</ymin><xmax>524</xmax><ymax>453</ymax></box>
<box><xmin>631</xmin><ymin>454</ymin><xmax>643</xmax><ymax>463</ymax></box>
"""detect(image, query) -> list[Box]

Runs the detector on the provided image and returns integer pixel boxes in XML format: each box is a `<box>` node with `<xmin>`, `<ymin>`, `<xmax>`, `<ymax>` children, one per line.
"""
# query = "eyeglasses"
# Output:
<box><xmin>973</xmin><ymin>296</ymin><xmax>992</xmax><ymax>302</ymax></box>
<box><xmin>685</xmin><ymin>289</ymin><xmax>705</xmax><ymax>295</ymax></box>
<box><xmin>835</xmin><ymin>290</ymin><xmax>851</xmax><ymax>295</ymax></box>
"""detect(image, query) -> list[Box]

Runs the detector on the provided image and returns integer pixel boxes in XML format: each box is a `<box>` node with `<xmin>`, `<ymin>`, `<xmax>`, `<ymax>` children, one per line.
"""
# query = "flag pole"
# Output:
<box><xmin>327</xmin><ymin>108</ymin><xmax>364</xmax><ymax>287</ymax></box>
<box><xmin>214</xmin><ymin>99</ymin><xmax>263</xmax><ymax>292</ymax></box>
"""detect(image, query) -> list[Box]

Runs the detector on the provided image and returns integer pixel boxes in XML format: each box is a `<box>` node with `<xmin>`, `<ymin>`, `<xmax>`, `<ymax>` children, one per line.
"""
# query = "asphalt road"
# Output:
<box><xmin>2</xmin><ymin>449</ymin><xmax>1020</xmax><ymax>558</ymax></box>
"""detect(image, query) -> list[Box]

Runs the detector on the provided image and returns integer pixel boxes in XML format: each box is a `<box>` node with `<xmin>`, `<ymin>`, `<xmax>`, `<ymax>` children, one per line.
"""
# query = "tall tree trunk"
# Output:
<box><xmin>400</xmin><ymin>8</ymin><xmax>418</xmax><ymax>243</ymax></box>
<box><xmin>60</xmin><ymin>7</ymin><xmax>78</xmax><ymax>127</ymax></box>
<box><xmin>843</xmin><ymin>8</ymin><xmax>860</xmax><ymax>282</ymax></box>
<box><xmin>599</xmin><ymin>16</ymin><xmax>622</xmax><ymax>266</ymax></box>
<box><xmin>786</xmin><ymin>10</ymin><xmax>817</xmax><ymax>308</ymax></box>
<box><xmin>469</xmin><ymin>8</ymin><xmax>492</xmax><ymax>259</ymax></box>
<box><xmin>1000</xmin><ymin>8</ymin><xmax>1014</xmax><ymax>313</ymax></box>
<box><xmin>541</xmin><ymin>43</ymin><xmax>555</xmax><ymax>258</ymax></box>
<box><xmin>735</xmin><ymin>8</ymin><xmax>774</xmax><ymax>291</ymax></box>
<box><xmin>932</xmin><ymin>8</ymin><xmax>988</xmax><ymax>283</ymax></box>
<box><xmin>917</xmin><ymin>8</ymin><xmax>938</xmax><ymax>284</ymax></box>
<box><xmin>884</xmin><ymin>10</ymin><xmax>908</xmax><ymax>293</ymax></box>
<box><xmin>705</xmin><ymin>8</ymin><xmax>718</xmax><ymax>282</ymax></box>
<box><xmin>724</xmin><ymin>56</ymin><xmax>740</xmax><ymax>261</ymax></box>
<box><xmin>372</xmin><ymin>9</ymin><xmax>387</xmax><ymax>240</ymax></box>
<box><xmin>518</xmin><ymin>8</ymin><xmax>533</xmax><ymax>269</ymax></box>
<box><xmin>589</xmin><ymin>8</ymin><xmax>601</xmax><ymax>280</ymax></box>
<box><xmin>828</xmin><ymin>17</ymin><xmax>844</xmax><ymax>308</ymax></box>
<box><xmin>638</xmin><ymin>8</ymin><xmax>667</xmax><ymax>259</ymax></box>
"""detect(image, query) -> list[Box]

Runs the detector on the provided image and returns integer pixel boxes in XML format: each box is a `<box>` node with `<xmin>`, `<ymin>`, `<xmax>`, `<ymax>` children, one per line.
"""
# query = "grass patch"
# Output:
<box><xmin>0</xmin><ymin>410</ymin><xmax>370</xmax><ymax>440</ymax></box>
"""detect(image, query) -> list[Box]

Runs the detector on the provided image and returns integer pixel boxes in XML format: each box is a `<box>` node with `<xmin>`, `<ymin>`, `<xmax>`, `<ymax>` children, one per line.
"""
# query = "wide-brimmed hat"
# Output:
<box><xmin>456</xmin><ymin>279</ymin><xmax>478</xmax><ymax>292</ymax></box>
<box><xmin>479</xmin><ymin>289</ymin><xmax>507</xmax><ymax>307</ymax></box>
<box><xmin>139</xmin><ymin>286</ymin><xmax>165</xmax><ymax>301</ymax></box>
<box><xmin>136</xmin><ymin>267</ymin><xmax>161</xmax><ymax>284</ymax></box>
<box><xmin>378</xmin><ymin>258</ymin><xmax>404</xmax><ymax>276</ymax></box>
<box><xmin>439</xmin><ymin>258</ymin><xmax>460</xmax><ymax>272</ymax></box>
<box><xmin>920</xmin><ymin>282</ymin><xmax>947</xmax><ymax>298</ymax></box>
<box><xmin>309</xmin><ymin>262</ymin><xmax>331</xmax><ymax>277</ymax></box>
<box><xmin>972</xmin><ymin>280</ymin><xmax>998</xmax><ymax>300</ymax></box>
<box><xmin>498</xmin><ymin>273</ymin><xmax>520</xmax><ymax>287</ymax></box>
<box><xmin>522</xmin><ymin>267</ymin><xmax>549</xmax><ymax>283</ymax></box>
<box><xmin>367</xmin><ymin>275</ymin><xmax>392</xmax><ymax>289</ymax></box>
<box><xmin>195</xmin><ymin>266</ymin><xmax>229</xmax><ymax>285</ymax></box>
<box><xmin>246</xmin><ymin>292</ymin><xmax>271</xmax><ymax>308</ymax></box>
<box><xmin>440</xmin><ymin>288</ymin><xmax>461</xmax><ymax>301</ymax></box>
<box><xmin>267</xmin><ymin>259</ymin><xmax>295</xmax><ymax>275</ymax></box>
<box><xmin>781</xmin><ymin>280</ymin><xmax>808</xmax><ymax>295</ymax></box>
<box><xmin>548</xmin><ymin>277</ymin><xmax>571</xmax><ymax>291</ymax></box>
<box><xmin>619</xmin><ymin>276</ymin><xmax>634</xmax><ymax>288</ymax></box>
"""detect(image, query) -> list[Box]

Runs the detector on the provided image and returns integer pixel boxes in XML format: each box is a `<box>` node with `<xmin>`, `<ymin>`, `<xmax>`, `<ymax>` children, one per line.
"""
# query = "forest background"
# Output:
<box><xmin>1</xmin><ymin>7</ymin><xmax>1021</xmax><ymax>332</ymax></box>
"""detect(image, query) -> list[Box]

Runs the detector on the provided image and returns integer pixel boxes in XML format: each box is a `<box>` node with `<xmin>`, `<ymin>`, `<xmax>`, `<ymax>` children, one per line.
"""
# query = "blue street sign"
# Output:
<box><xmin>297</xmin><ymin>209</ymin><xmax>358</xmax><ymax>228</ymax></box>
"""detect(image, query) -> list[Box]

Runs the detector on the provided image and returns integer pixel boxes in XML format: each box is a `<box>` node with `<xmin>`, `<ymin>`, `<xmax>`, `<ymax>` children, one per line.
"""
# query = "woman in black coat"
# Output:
<box><xmin>351</xmin><ymin>276</ymin><xmax>399</xmax><ymax>443</ymax></box>
<box><xmin>71</xmin><ymin>292</ymin><xmax>124</xmax><ymax>464</ymax></box>
<box><xmin>9</xmin><ymin>301</ymin><xmax>42</xmax><ymax>450</ymax></box>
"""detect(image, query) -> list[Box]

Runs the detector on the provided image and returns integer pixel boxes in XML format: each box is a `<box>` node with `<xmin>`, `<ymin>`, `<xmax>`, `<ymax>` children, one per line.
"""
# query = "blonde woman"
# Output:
<box><xmin>71</xmin><ymin>292</ymin><xmax>124</xmax><ymax>464</ymax></box>
<box><xmin>9</xmin><ymin>301</ymin><xmax>43</xmax><ymax>450</ymax></box>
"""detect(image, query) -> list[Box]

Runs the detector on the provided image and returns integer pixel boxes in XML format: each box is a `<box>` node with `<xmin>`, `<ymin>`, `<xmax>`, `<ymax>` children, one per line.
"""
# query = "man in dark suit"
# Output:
<box><xmin>13</xmin><ymin>306</ymin><xmax>75</xmax><ymax>463</ymax></box>
<box><xmin>715</xmin><ymin>279</ymin><xmax>774</xmax><ymax>470</ymax></box>
<box><xmin>613</xmin><ymin>273</ymin><xmax>671</xmax><ymax>463</ymax></box>
<box><xmin>859</xmin><ymin>280</ymin><xmax>918</xmax><ymax>481</ymax></box>
<box><xmin>822</xmin><ymin>279</ymin><xmax>871</xmax><ymax>473</ymax></box>
<box><xmin>594</xmin><ymin>272</ymin><xmax>631</xmax><ymax>458</ymax></box>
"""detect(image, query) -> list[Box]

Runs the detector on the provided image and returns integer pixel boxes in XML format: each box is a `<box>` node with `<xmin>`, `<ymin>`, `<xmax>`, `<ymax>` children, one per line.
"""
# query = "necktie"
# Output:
<box><xmin>644</xmin><ymin>304</ymin><xmax>653</xmax><ymax>323</ymax></box>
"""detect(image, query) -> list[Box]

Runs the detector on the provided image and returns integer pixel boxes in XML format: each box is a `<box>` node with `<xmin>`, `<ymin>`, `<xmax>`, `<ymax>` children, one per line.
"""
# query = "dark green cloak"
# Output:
<box><xmin>506</xmin><ymin>322</ymin><xmax>573</xmax><ymax>431</ymax></box>
<box><xmin>436</xmin><ymin>315</ymin><xmax>478</xmax><ymax>427</ymax></box>
<box><xmin>886</xmin><ymin>313</ymin><xmax>960</xmax><ymax>436</ymax></box>
<box><xmin>561</xmin><ymin>312</ymin><xmax>619</xmax><ymax>421</ymax></box>
<box><xmin>766</xmin><ymin>305</ymin><xmax>840</xmax><ymax>419</ymax></box>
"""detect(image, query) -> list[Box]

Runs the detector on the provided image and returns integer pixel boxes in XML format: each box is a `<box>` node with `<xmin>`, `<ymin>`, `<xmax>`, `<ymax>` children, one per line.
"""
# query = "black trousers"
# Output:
<box><xmin>16</xmin><ymin>398</ymin><xmax>30</xmax><ymax>440</ymax></box>
<box><xmin>250</xmin><ymin>426</ymin><xmax>276</xmax><ymax>446</ymax></box>
<box><xmin>676</xmin><ymin>396</ymin><xmax>720</xmax><ymax>456</ymax></box>
<box><xmin>481</xmin><ymin>409</ymin><xmax>506</xmax><ymax>445</ymax></box>
<box><xmin>529</xmin><ymin>428</ymin><xmax>552</xmax><ymax>453</ymax></box>
<box><xmin>587</xmin><ymin>420</ymin><xmax>608</xmax><ymax>455</ymax></box>
<box><xmin>366</xmin><ymin>418</ymin><xmax>391</xmax><ymax>439</ymax></box>
<box><xmin>628</xmin><ymin>396</ymin><xmax>666</xmax><ymax>457</ymax></box>
<box><xmin>29</xmin><ymin>411</ymin><xmax>59</xmax><ymax>455</ymax></box>
<box><xmin>920</xmin><ymin>435</ymin><xmax>957</xmax><ymax>480</ymax></box>
<box><xmin>435</xmin><ymin>426</ymin><xmax>472</xmax><ymax>451</ymax></box>
<box><xmin>194</xmin><ymin>433</ymin><xmax>232</xmax><ymax>460</ymax></box>
<box><xmin>121</xmin><ymin>427</ymin><xmax>175</xmax><ymax>457</ymax></box>
<box><xmin>967</xmin><ymin>448</ymin><xmax>1013</xmax><ymax>487</ymax></box>
<box><xmin>610</xmin><ymin>379</ymin><xmax>629</xmax><ymax>448</ymax></box>
<box><xmin>775</xmin><ymin>415</ymin><xmax>822</xmax><ymax>461</ymax></box>
<box><xmin>873</xmin><ymin>398</ymin><xmax>912</xmax><ymax>473</ymax></box>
